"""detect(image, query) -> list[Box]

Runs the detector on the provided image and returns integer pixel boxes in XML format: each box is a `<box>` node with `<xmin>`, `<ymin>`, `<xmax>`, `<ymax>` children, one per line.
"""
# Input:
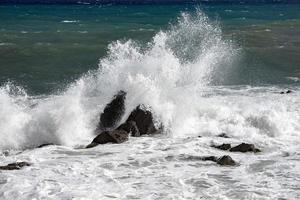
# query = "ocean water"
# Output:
<box><xmin>1</xmin><ymin>3</ymin><xmax>300</xmax><ymax>200</ymax></box>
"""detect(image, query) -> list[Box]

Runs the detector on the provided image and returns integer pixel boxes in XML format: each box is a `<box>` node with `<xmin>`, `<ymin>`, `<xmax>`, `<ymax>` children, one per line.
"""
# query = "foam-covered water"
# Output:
<box><xmin>1</xmin><ymin>9</ymin><xmax>300</xmax><ymax>199</ymax></box>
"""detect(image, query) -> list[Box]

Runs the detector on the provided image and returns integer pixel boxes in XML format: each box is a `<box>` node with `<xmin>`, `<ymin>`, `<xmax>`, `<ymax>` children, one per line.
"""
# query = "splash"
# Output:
<box><xmin>87</xmin><ymin>10</ymin><xmax>237</xmax><ymax>136</ymax></box>
<box><xmin>2</xmin><ymin>10</ymin><xmax>281</xmax><ymax>151</ymax></box>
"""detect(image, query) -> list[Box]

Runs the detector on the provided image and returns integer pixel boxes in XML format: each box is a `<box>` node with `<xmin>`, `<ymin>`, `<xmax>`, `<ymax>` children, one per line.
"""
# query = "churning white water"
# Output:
<box><xmin>0</xmin><ymin>11</ymin><xmax>236</xmax><ymax>150</ymax></box>
<box><xmin>0</xmin><ymin>10</ymin><xmax>300</xmax><ymax>199</ymax></box>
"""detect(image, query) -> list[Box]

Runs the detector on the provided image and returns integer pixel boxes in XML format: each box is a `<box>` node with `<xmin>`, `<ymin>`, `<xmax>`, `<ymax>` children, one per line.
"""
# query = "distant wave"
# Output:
<box><xmin>61</xmin><ymin>20</ymin><xmax>79</xmax><ymax>23</ymax></box>
<box><xmin>0</xmin><ymin>42</ymin><xmax>15</xmax><ymax>46</ymax></box>
<box><xmin>286</xmin><ymin>77</ymin><xmax>300</xmax><ymax>82</ymax></box>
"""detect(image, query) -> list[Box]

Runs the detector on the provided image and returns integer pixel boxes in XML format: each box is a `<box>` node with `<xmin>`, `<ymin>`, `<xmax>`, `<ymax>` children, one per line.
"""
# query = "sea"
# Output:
<box><xmin>0</xmin><ymin>2</ymin><xmax>300</xmax><ymax>199</ymax></box>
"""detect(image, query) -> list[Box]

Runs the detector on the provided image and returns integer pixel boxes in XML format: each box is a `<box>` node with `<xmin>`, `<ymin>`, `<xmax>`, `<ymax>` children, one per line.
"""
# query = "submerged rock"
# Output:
<box><xmin>201</xmin><ymin>156</ymin><xmax>218</xmax><ymax>162</ymax></box>
<box><xmin>201</xmin><ymin>155</ymin><xmax>236</xmax><ymax>166</ymax></box>
<box><xmin>86</xmin><ymin>130</ymin><xmax>129</xmax><ymax>148</ymax></box>
<box><xmin>98</xmin><ymin>91</ymin><xmax>126</xmax><ymax>131</ymax></box>
<box><xmin>125</xmin><ymin>105</ymin><xmax>158</xmax><ymax>135</ymax></box>
<box><xmin>178</xmin><ymin>154</ymin><xmax>236</xmax><ymax>166</ymax></box>
<box><xmin>280</xmin><ymin>90</ymin><xmax>292</xmax><ymax>94</ymax></box>
<box><xmin>0</xmin><ymin>162</ymin><xmax>31</xmax><ymax>170</ymax></box>
<box><xmin>212</xmin><ymin>143</ymin><xmax>231</xmax><ymax>151</ymax></box>
<box><xmin>179</xmin><ymin>155</ymin><xmax>217</xmax><ymax>162</ymax></box>
<box><xmin>216</xmin><ymin>155</ymin><xmax>236</xmax><ymax>166</ymax></box>
<box><xmin>117</xmin><ymin>120</ymin><xmax>140</xmax><ymax>137</ymax></box>
<box><xmin>37</xmin><ymin>143</ymin><xmax>54</xmax><ymax>148</ymax></box>
<box><xmin>217</xmin><ymin>133</ymin><xmax>230</xmax><ymax>138</ymax></box>
<box><xmin>229</xmin><ymin>143</ymin><xmax>260</xmax><ymax>153</ymax></box>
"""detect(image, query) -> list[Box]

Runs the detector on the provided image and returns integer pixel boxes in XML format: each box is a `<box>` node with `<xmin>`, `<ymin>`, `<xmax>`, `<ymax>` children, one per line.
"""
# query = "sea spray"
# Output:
<box><xmin>0</xmin><ymin>84</ymin><xmax>30</xmax><ymax>150</ymax></box>
<box><xmin>3</xmin><ymin>10</ymin><xmax>299</xmax><ymax>151</ymax></box>
<box><xmin>90</xmin><ymin>10</ymin><xmax>237</xmax><ymax>137</ymax></box>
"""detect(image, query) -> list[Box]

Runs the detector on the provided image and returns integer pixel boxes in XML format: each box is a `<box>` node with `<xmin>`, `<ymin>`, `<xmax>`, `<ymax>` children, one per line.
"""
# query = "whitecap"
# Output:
<box><xmin>61</xmin><ymin>20</ymin><xmax>79</xmax><ymax>23</ymax></box>
<box><xmin>286</xmin><ymin>77</ymin><xmax>300</xmax><ymax>82</ymax></box>
<box><xmin>0</xmin><ymin>42</ymin><xmax>15</xmax><ymax>46</ymax></box>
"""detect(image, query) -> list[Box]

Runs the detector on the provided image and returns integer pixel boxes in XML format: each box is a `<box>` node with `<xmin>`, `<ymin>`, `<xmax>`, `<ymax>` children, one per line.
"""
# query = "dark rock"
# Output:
<box><xmin>3</xmin><ymin>151</ymin><xmax>9</xmax><ymax>157</ymax></box>
<box><xmin>179</xmin><ymin>154</ymin><xmax>236</xmax><ymax>166</ymax></box>
<box><xmin>203</xmin><ymin>155</ymin><xmax>236</xmax><ymax>166</ymax></box>
<box><xmin>280</xmin><ymin>90</ymin><xmax>292</xmax><ymax>94</ymax></box>
<box><xmin>117</xmin><ymin>120</ymin><xmax>140</xmax><ymax>137</ymax></box>
<box><xmin>201</xmin><ymin>156</ymin><xmax>218</xmax><ymax>162</ymax></box>
<box><xmin>217</xmin><ymin>133</ymin><xmax>230</xmax><ymax>138</ymax></box>
<box><xmin>229</xmin><ymin>143</ymin><xmax>261</xmax><ymax>153</ymax></box>
<box><xmin>254</xmin><ymin>148</ymin><xmax>261</xmax><ymax>153</ymax></box>
<box><xmin>212</xmin><ymin>143</ymin><xmax>231</xmax><ymax>151</ymax></box>
<box><xmin>86</xmin><ymin>142</ymin><xmax>99</xmax><ymax>149</ymax></box>
<box><xmin>216</xmin><ymin>155</ymin><xmax>236</xmax><ymax>166</ymax></box>
<box><xmin>37</xmin><ymin>143</ymin><xmax>54</xmax><ymax>148</ymax></box>
<box><xmin>86</xmin><ymin>130</ymin><xmax>129</xmax><ymax>148</ymax></box>
<box><xmin>98</xmin><ymin>91</ymin><xmax>126</xmax><ymax>131</ymax></box>
<box><xmin>0</xmin><ymin>162</ymin><xmax>31</xmax><ymax>170</ymax></box>
<box><xmin>179</xmin><ymin>155</ymin><xmax>216</xmax><ymax>162</ymax></box>
<box><xmin>125</xmin><ymin>105</ymin><xmax>158</xmax><ymax>135</ymax></box>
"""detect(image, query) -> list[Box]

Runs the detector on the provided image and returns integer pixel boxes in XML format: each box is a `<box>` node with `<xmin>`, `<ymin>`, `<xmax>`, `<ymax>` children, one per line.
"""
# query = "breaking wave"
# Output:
<box><xmin>1</xmin><ymin>10</ymin><xmax>299</xmax><ymax>151</ymax></box>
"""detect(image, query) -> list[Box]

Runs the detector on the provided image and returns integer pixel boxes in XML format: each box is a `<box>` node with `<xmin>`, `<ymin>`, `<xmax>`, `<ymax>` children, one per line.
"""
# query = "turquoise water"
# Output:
<box><xmin>0</xmin><ymin>4</ymin><xmax>300</xmax><ymax>94</ymax></box>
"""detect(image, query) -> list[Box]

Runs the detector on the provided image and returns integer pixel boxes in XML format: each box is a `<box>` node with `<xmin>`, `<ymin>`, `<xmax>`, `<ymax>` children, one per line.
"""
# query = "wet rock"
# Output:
<box><xmin>86</xmin><ymin>130</ymin><xmax>129</xmax><ymax>148</ymax></box>
<box><xmin>229</xmin><ymin>143</ymin><xmax>260</xmax><ymax>153</ymax></box>
<box><xmin>217</xmin><ymin>133</ymin><xmax>230</xmax><ymax>138</ymax></box>
<box><xmin>212</xmin><ymin>143</ymin><xmax>231</xmax><ymax>151</ymax></box>
<box><xmin>117</xmin><ymin>120</ymin><xmax>140</xmax><ymax>137</ymax></box>
<box><xmin>216</xmin><ymin>155</ymin><xmax>236</xmax><ymax>166</ymax></box>
<box><xmin>179</xmin><ymin>154</ymin><xmax>236</xmax><ymax>166</ymax></box>
<box><xmin>203</xmin><ymin>155</ymin><xmax>236</xmax><ymax>166</ymax></box>
<box><xmin>201</xmin><ymin>156</ymin><xmax>218</xmax><ymax>162</ymax></box>
<box><xmin>280</xmin><ymin>90</ymin><xmax>292</xmax><ymax>94</ymax></box>
<box><xmin>86</xmin><ymin>142</ymin><xmax>99</xmax><ymax>149</ymax></box>
<box><xmin>0</xmin><ymin>162</ymin><xmax>31</xmax><ymax>170</ymax></box>
<box><xmin>3</xmin><ymin>151</ymin><xmax>9</xmax><ymax>157</ymax></box>
<box><xmin>98</xmin><ymin>91</ymin><xmax>126</xmax><ymax>130</ymax></box>
<box><xmin>37</xmin><ymin>143</ymin><xmax>54</xmax><ymax>148</ymax></box>
<box><xmin>125</xmin><ymin>105</ymin><xmax>158</xmax><ymax>135</ymax></box>
<box><xmin>179</xmin><ymin>155</ymin><xmax>216</xmax><ymax>162</ymax></box>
